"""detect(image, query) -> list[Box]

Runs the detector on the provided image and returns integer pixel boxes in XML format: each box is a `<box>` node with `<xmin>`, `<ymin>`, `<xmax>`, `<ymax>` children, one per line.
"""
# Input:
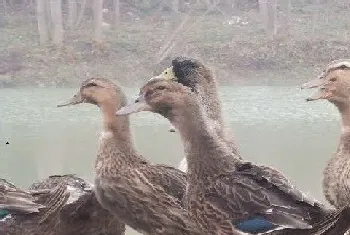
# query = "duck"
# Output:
<box><xmin>0</xmin><ymin>177</ymin><xmax>69</xmax><ymax>235</ymax></box>
<box><xmin>29</xmin><ymin>174</ymin><xmax>126</xmax><ymax>235</ymax></box>
<box><xmin>153</xmin><ymin>57</ymin><xmax>242</xmax><ymax>173</ymax></box>
<box><xmin>2</xmin><ymin>174</ymin><xmax>126</xmax><ymax>235</ymax></box>
<box><xmin>57</xmin><ymin>78</ymin><xmax>207</xmax><ymax>235</ymax></box>
<box><xmin>302</xmin><ymin>59</ymin><xmax>350</xmax><ymax>209</ymax></box>
<box><xmin>116</xmin><ymin>78</ymin><xmax>350</xmax><ymax>235</ymax></box>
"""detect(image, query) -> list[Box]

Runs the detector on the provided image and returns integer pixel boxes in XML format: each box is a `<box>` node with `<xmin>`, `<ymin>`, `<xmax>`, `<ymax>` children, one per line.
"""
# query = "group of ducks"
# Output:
<box><xmin>2</xmin><ymin>57</ymin><xmax>350</xmax><ymax>235</ymax></box>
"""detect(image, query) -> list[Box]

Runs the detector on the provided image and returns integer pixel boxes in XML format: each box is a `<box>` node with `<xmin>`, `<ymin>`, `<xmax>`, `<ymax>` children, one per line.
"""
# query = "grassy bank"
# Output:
<box><xmin>1</xmin><ymin>2</ymin><xmax>350</xmax><ymax>87</ymax></box>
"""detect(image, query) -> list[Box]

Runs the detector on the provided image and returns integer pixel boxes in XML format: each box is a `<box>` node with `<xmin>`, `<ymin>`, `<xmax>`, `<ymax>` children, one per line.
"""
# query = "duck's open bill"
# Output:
<box><xmin>116</xmin><ymin>95</ymin><xmax>151</xmax><ymax>116</ymax></box>
<box><xmin>57</xmin><ymin>93</ymin><xmax>83</xmax><ymax>107</ymax></box>
<box><xmin>301</xmin><ymin>77</ymin><xmax>326</xmax><ymax>89</ymax></box>
<box><xmin>306</xmin><ymin>89</ymin><xmax>332</xmax><ymax>102</ymax></box>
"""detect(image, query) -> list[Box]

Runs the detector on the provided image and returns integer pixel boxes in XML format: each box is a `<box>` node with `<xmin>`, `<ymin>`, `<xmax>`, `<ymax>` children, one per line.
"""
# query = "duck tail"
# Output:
<box><xmin>267</xmin><ymin>206</ymin><xmax>350</xmax><ymax>235</ymax></box>
<box><xmin>315</xmin><ymin>206</ymin><xmax>350</xmax><ymax>235</ymax></box>
<box><xmin>37</xmin><ymin>182</ymin><xmax>70</xmax><ymax>224</ymax></box>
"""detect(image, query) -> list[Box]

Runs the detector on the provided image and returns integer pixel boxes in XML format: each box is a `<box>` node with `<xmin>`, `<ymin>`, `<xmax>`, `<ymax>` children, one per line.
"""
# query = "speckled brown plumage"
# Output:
<box><xmin>1</xmin><ymin>174</ymin><xmax>126</xmax><ymax>235</ymax></box>
<box><xmin>303</xmin><ymin>59</ymin><xmax>350</xmax><ymax>209</ymax></box>
<box><xmin>0</xmin><ymin>177</ymin><xmax>69</xmax><ymax>235</ymax></box>
<box><xmin>151</xmin><ymin>57</ymin><xmax>242</xmax><ymax>173</ymax></box>
<box><xmin>29</xmin><ymin>174</ymin><xmax>126</xmax><ymax>235</ymax></box>
<box><xmin>117</xmin><ymin>78</ymin><xmax>340</xmax><ymax>235</ymax></box>
<box><xmin>59</xmin><ymin>78</ymin><xmax>205</xmax><ymax>235</ymax></box>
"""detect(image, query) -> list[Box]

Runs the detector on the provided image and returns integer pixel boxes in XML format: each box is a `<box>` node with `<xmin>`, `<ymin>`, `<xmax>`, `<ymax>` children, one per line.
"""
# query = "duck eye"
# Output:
<box><xmin>85</xmin><ymin>82</ymin><xmax>98</xmax><ymax>87</ymax></box>
<box><xmin>157</xmin><ymin>86</ymin><xmax>166</xmax><ymax>90</ymax></box>
<box><xmin>330</xmin><ymin>77</ymin><xmax>337</xmax><ymax>82</ymax></box>
<box><xmin>165</xmin><ymin>71</ymin><xmax>168</xmax><ymax>74</ymax></box>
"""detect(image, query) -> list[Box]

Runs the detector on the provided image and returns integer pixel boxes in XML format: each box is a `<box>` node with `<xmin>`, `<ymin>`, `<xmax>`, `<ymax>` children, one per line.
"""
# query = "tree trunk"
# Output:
<box><xmin>266</xmin><ymin>0</ymin><xmax>277</xmax><ymax>38</ymax></box>
<box><xmin>0</xmin><ymin>0</ymin><xmax>5</xmax><ymax>28</ymax></box>
<box><xmin>172</xmin><ymin>0</ymin><xmax>185</xmax><ymax>12</ymax></box>
<box><xmin>280</xmin><ymin>0</ymin><xmax>291</xmax><ymax>31</ymax></box>
<box><xmin>75</xmin><ymin>0</ymin><xmax>87</xmax><ymax>27</ymax></box>
<box><xmin>50</xmin><ymin>0</ymin><xmax>63</xmax><ymax>46</ymax></box>
<box><xmin>112</xmin><ymin>0</ymin><xmax>120</xmax><ymax>27</ymax></box>
<box><xmin>37</xmin><ymin>0</ymin><xmax>49</xmax><ymax>45</ymax></box>
<box><xmin>311</xmin><ymin>0</ymin><xmax>320</xmax><ymax>35</ymax></box>
<box><xmin>259</xmin><ymin>0</ymin><xmax>277</xmax><ymax>38</ymax></box>
<box><xmin>92</xmin><ymin>0</ymin><xmax>103</xmax><ymax>42</ymax></box>
<box><xmin>67</xmin><ymin>0</ymin><xmax>77</xmax><ymax>28</ymax></box>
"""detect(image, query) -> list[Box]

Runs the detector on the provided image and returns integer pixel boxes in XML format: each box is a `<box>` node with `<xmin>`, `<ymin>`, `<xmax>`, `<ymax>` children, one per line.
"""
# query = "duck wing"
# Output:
<box><xmin>267</xmin><ymin>206</ymin><xmax>350</xmax><ymax>235</ymax></box>
<box><xmin>0</xmin><ymin>179</ymin><xmax>44</xmax><ymax>214</ymax></box>
<box><xmin>94</xmin><ymin>166</ymin><xmax>205</xmax><ymax>235</ymax></box>
<box><xmin>202</xmin><ymin>161</ymin><xmax>329</xmax><ymax>232</ymax></box>
<box><xmin>33</xmin><ymin>182</ymin><xmax>70</xmax><ymax>224</ymax></box>
<box><xmin>149</xmin><ymin>164</ymin><xmax>187</xmax><ymax>204</ymax></box>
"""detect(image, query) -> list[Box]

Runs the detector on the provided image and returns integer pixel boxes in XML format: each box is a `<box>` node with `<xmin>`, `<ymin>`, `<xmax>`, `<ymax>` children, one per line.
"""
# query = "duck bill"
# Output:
<box><xmin>116</xmin><ymin>94</ymin><xmax>151</xmax><ymax>116</ymax></box>
<box><xmin>57</xmin><ymin>93</ymin><xmax>84</xmax><ymax>107</ymax></box>
<box><xmin>301</xmin><ymin>78</ymin><xmax>326</xmax><ymax>89</ymax></box>
<box><xmin>306</xmin><ymin>89</ymin><xmax>332</xmax><ymax>102</ymax></box>
<box><xmin>149</xmin><ymin>66</ymin><xmax>177</xmax><ymax>82</ymax></box>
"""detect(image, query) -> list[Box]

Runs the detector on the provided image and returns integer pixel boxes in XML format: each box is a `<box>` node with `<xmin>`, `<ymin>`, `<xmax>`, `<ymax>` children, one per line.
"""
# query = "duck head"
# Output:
<box><xmin>151</xmin><ymin>57</ymin><xmax>214</xmax><ymax>93</ymax></box>
<box><xmin>116</xmin><ymin>78</ymin><xmax>193</xmax><ymax>121</ymax></box>
<box><xmin>302</xmin><ymin>60</ymin><xmax>350</xmax><ymax>108</ymax></box>
<box><xmin>57</xmin><ymin>78</ymin><xmax>127</xmax><ymax>108</ymax></box>
<box><xmin>150</xmin><ymin>57</ymin><xmax>217</xmax><ymax>132</ymax></box>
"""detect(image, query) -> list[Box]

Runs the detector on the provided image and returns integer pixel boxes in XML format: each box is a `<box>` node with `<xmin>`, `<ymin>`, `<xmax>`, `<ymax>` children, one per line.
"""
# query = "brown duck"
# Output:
<box><xmin>2</xmin><ymin>174</ymin><xmax>126</xmax><ymax>235</ymax></box>
<box><xmin>0</xmin><ymin>177</ymin><xmax>68</xmax><ymax>235</ymax></box>
<box><xmin>117</xmin><ymin>78</ymin><xmax>350</xmax><ymax>235</ymax></box>
<box><xmin>153</xmin><ymin>57</ymin><xmax>242</xmax><ymax>172</ymax></box>
<box><xmin>29</xmin><ymin>174</ymin><xmax>126</xmax><ymax>235</ymax></box>
<box><xmin>57</xmin><ymin>78</ymin><xmax>206</xmax><ymax>235</ymax></box>
<box><xmin>302</xmin><ymin>59</ymin><xmax>350</xmax><ymax>209</ymax></box>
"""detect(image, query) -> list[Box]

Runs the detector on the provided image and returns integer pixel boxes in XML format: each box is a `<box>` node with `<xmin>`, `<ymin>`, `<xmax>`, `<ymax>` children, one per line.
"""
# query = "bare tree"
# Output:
<box><xmin>173</xmin><ymin>0</ymin><xmax>185</xmax><ymax>12</ymax></box>
<box><xmin>75</xmin><ymin>0</ymin><xmax>87</xmax><ymax>27</ymax></box>
<box><xmin>280</xmin><ymin>0</ymin><xmax>291</xmax><ymax>31</ymax></box>
<box><xmin>258</xmin><ymin>0</ymin><xmax>268</xmax><ymax>26</ymax></box>
<box><xmin>112</xmin><ymin>0</ymin><xmax>120</xmax><ymax>27</ymax></box>
<box><xmin>259</xmin><ymin>0</ymin><xmax>277</xmax><ymax>38</ymax></box>
<box><xmin>92</xmin><ymin>0</ymin><xmax>103</xmax><ymax>42</ymax></box>
<box><xmin>68</xmin><ymin>0</ymin><xmax>77</xmax><ymax>28</ymax></box>
<box><xmin>267</xmin><ymin>0</ymin><xmax>277</xmax><ymax>37</ymax></box>
<box><xmin>0</xmin><ymin>0</ymin><xmax>5</xmax><ymax>28</ymax></box>
<box><xmin>312</xmin><ymin>0</ymin><xmax>320</xmax><ymax>35</ymax></box>
<box><xmin>37</xmin><ymin>0</ymin><xmax>49</xmax><ymax>45</ymax></box>
<box><xmin>50</xmin><ymin>0</ymin><xmax>63</xmax><ymax>46</ymax></box>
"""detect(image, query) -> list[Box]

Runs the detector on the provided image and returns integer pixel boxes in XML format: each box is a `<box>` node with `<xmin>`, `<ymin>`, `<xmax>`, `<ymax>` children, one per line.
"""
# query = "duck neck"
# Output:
<box><xmin>170</xmin><ymin>97</ymin><xmax>238</xmax><ymax>184</ymax></box>
<box><xmin>197</xmin><ymin>83</ymin><xmax>241</xmax><ymax>158</ymax></box>
<box><xmin>100</xmin><ymin>101</ymin><xmax>134</xmax><ymax>147</ymax></box>
<box><xmin>197</xmin><ymin>83</ymin><xmax>224</xmax><ymax>124</ymax></box>
<box><xmin>336</xmin><ymin>102</ymin><xmax>350</xmax><ymax>155</ymax></box>
<box><xmin>96</xmin><ymin>99</ymin><xmax>142</xmax><ymax>169</ymax></box>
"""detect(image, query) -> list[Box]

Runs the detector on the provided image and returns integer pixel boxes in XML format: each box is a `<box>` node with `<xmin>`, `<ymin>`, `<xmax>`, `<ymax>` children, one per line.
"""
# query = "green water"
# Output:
<box><xmin>0</xmin><ymin>86</ymin><xmax>341</xmax><ymax>234</ymax></box>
